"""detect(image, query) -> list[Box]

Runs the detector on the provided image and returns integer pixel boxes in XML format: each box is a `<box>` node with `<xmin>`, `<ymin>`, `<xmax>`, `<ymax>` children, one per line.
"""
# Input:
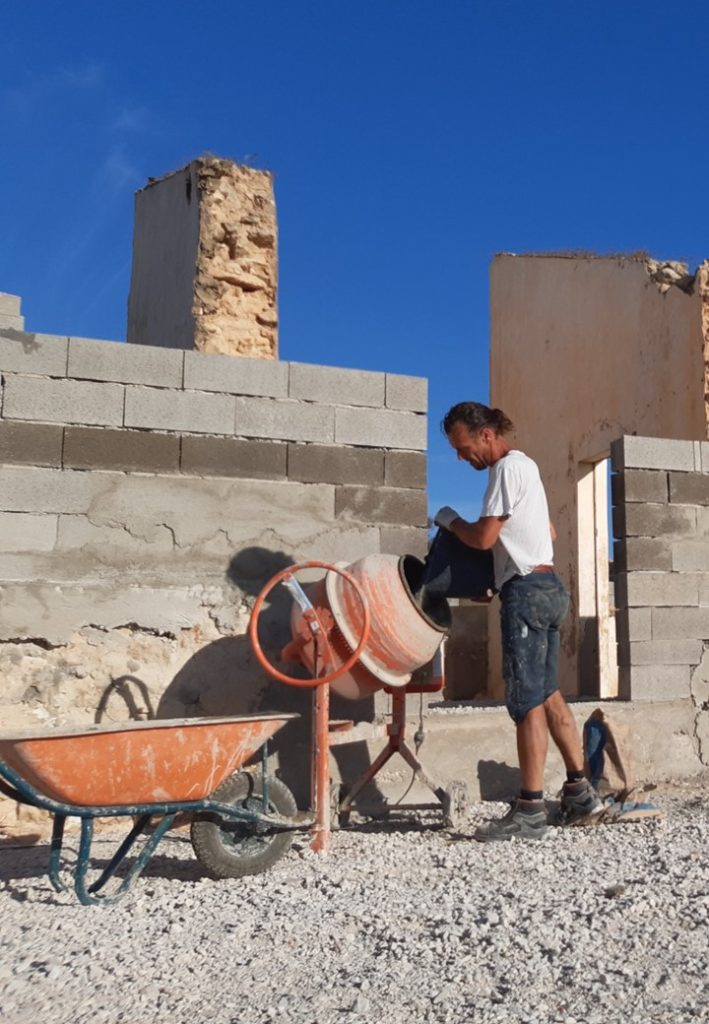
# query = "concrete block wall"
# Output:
<box><xmin>0</xmin><ymin>328</ymin><xmax>428</xmax><ymax>749</ymax></box>
<box><xmin>612</xmin><ymin>435</ymin><xmax>709</xmax><ymax>760</ymax></box>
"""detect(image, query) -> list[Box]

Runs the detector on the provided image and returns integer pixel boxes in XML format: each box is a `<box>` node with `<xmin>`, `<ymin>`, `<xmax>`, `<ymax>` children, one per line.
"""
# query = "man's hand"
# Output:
<box><xmin>433</xmin><ymin>506</ymin><xmax>462</xmax><ymax>530</ymax></box>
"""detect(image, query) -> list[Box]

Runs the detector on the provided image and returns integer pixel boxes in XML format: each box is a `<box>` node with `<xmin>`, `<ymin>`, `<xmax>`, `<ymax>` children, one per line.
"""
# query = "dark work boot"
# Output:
<box><xmin>554</xmin><ymin>780</ymin><xmax>603</xmax><ymax>826</ymax></box>
<box><xmin>474</xmin><ymin>799</ymin><xmax>548</xmax><ymax>842</ymax></box>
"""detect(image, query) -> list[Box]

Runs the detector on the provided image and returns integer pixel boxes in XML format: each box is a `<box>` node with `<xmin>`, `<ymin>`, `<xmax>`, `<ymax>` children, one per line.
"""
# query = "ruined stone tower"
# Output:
<box><xmin>127</xmin><ymin>157</ymin><xmax>278</xmax><ymax>358</ymax></box>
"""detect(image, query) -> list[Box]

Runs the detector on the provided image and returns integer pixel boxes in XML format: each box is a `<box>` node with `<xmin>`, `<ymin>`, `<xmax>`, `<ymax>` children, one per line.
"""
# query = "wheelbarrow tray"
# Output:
<box><xmin>0</xmin><ymin>714</ymin><xmax>298</xmax><ymax>807</ymax></box>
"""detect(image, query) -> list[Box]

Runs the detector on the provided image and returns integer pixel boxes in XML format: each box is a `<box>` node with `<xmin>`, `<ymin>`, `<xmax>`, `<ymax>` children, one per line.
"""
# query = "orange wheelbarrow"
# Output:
<box><xmin>0</xmin><ymin>713</ymin><xmax>301</xmax><ymax>905</ymax></box>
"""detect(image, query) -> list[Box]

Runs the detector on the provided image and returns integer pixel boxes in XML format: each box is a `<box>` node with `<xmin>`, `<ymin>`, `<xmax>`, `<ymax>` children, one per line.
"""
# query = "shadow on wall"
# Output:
<box><xmin>95</xmin><ymin>675</ymin><xmax>156</xmax><ymax>724</ymax></box>
<box><xmin>92</xmin><ymin>546</ymin><xmax>380</xmax><ymax>808</ymax></box>
<box><xmin>477</xmin><ymin>759</ymin><xmax>521</xmax><ymax>801</ymax></box>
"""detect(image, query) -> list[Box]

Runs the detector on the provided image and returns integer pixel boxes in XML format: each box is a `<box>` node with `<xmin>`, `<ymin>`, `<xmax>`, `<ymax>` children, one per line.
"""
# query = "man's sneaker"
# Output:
<box><xmin>554</xmin><ymin>780</ymin><xmax>603</xmax><ymax>826</ymax></box>
<box><xmin>474</xmin><ymin>799</ymin><xmax>548</xmax><ymax>842</ymax></box>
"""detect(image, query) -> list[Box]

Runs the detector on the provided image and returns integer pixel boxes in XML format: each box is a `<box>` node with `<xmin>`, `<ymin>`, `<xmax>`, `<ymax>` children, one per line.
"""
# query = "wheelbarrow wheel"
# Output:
<box><xmin>191</xmin><ymin>772</ymin><xmax>297</xmax><ymax>880</ymax></box>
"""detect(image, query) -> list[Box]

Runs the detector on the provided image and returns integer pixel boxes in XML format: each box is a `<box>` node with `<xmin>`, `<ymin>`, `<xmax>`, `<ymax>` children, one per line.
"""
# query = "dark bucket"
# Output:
<box><xmin>419</xmin><ymin>529</ymin><xmax>495</xmax><ymax>600</ymax></box>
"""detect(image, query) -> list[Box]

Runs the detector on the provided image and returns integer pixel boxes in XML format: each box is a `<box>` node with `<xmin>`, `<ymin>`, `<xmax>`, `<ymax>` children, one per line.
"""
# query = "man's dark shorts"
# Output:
<box><xmin>500</xmin><ymin>571</ymin><xmax>570</xmax><ymax>724</ymax></box>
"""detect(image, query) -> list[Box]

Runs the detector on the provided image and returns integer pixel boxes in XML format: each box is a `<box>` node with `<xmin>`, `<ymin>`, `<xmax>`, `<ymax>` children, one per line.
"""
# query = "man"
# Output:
<box><xmin>434</xmin><ymin>401</ymin><xmax>601</xmax><ymax>841</ymax></box>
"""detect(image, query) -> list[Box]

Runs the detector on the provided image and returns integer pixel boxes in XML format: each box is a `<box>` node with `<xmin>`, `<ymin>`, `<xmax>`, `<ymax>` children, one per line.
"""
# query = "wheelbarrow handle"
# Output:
<box><xmin>248</xmin><ymin>560</ymin><xmax>371</xmax><ymax>688</ymax></box>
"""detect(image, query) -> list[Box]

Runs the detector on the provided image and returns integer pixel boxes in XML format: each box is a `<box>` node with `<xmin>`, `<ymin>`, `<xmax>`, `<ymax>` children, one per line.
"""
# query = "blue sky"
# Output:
<box><xmin>2</xmin><ymin>2</ymin><xmax>709</xmax><ymax>518</ymax></box>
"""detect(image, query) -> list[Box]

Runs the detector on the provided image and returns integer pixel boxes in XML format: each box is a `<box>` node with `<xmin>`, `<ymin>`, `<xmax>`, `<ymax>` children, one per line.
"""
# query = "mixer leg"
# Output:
<box><xmin>311</xmin><ymin>681</ymin><xmax>331</xmax><ymax>854</ymax></box>
<box><xmin>337</xmin><ymin>744</ymin><xmax>397</xmax><ymax>818</ymax></box>
<box><xmin>397</xmin><ymin>740</ymin><xmax>447</xmax><ymax>803</ymax></box>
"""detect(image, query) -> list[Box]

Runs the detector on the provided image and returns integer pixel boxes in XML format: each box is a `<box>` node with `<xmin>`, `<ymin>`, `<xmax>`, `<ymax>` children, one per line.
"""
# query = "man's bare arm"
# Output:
<box><xmin>448</xmin><ymin>514</ymin><xmax>509</xmax><ymax>550</ymax></box>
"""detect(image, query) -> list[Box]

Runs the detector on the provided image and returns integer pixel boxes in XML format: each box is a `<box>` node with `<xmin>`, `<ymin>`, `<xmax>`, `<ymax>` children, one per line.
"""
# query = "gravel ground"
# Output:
<box><xmin>1</xmin><ymin>775</ymin><xmax>708</xmax><ymax>1024</ymax></box>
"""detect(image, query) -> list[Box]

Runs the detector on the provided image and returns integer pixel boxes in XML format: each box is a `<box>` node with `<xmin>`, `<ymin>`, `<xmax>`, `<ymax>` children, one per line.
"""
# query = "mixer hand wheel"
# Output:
<box><xmin>248</xmin><ymin>561</ymin><xmax>371</xmax><ymax>687</ymax></box>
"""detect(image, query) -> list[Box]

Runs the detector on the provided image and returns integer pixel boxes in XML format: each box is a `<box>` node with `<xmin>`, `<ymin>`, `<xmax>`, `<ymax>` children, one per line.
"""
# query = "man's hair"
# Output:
<box><xmin>441</xmin><ymin>401</ymin><xmax>514</xmax><ymax>437</ymax></box>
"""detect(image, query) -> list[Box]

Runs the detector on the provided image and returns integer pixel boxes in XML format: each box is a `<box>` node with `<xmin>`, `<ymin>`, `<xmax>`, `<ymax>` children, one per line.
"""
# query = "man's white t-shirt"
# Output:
<box><xmin>481</xmin><ymin>450</ymin><xmax>554</xmax><ymax>590</ymax></box>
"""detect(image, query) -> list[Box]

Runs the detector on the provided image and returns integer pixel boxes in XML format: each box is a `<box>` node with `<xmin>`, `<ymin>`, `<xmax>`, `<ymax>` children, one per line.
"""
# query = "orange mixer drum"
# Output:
<box><xmin>289</xmin><ymin>553</ymin><xmax>451</xmax><ymax>699</ymax></box>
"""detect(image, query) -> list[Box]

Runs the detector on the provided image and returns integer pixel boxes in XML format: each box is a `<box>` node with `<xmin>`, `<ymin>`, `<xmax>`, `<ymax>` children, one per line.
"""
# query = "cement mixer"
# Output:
<box><xmin>283</xmin><ymin>553</ymin><xmax>451</xmax><ymax>699</ymax></box>
<box><xmin>249</xmin><ymin>555</ymin><xmax>469</xmax><ymax>852</ymax></box>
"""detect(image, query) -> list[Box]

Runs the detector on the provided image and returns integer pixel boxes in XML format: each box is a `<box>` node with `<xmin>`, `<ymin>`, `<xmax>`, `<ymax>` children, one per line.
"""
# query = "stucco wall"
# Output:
<box><xmin>489</xmin><ymin>254</ymin><xmax>709</xmax><ymax>697</ymax></box>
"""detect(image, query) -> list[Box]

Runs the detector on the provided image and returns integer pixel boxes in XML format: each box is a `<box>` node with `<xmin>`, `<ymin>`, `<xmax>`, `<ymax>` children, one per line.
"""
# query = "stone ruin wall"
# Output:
<box><xmin>195</xmin><ymin>159</ymin><xmax>278</xmax><ymax>358</ymax></box>
<box><xmin>128</xmin><ymin>158</ymin><xmax>278</xmax><ymax>358</ymax></box>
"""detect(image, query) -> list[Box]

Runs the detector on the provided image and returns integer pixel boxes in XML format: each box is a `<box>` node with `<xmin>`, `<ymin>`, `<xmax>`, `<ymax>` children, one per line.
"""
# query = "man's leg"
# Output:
<box><xmin>474</xmin><ymin>706</ymin><xmax>549</xmax><ymax>841</ymax></box>
<box><xmin>474</xmin><ymin>582</ymin><xmax>549</xmax><ymax>842</ymax></box>
<box><xmin>543</xmin><ymin>690</ymin><xmax>583</xmax><ymax>772</ymax></box>
<box><xmin>544</xmin><ymin>691</ymin><xmax>602</xmax><ymax>824</ymax></box>
<box><xmin>516</xmin><ymin>704</ymin><xmax>549</xmax><ymax>792</ymax></box>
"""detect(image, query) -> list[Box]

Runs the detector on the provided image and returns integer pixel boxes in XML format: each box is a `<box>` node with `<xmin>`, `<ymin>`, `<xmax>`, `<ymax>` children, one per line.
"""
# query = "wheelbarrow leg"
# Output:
<box><xmin>49</xmin><ymin>814</ymin><xmax>67</xmax><ymax>893</ymax></box>
<box><xmin>73</xmin><ymin>813</ymin><xmax>176</xmax><ymax>906</ymax></box>
<box><xmin>86</xmin><ymin>813</ymin><xmax>153</xmax><ymax>895</ymax></box>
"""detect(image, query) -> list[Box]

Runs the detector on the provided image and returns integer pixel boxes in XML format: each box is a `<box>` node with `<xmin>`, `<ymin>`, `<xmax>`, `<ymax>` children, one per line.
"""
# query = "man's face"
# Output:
<box><xmin>446</xmin><ymin>422</ymin><xmax>494</xmax><ymax>470</ymax></box>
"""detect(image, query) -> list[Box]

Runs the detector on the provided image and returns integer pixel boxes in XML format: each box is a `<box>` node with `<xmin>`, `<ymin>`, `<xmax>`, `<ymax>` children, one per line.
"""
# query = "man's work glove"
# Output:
<box><xmin>433</xmin><ymin>506</ymin><xmax>461</xmax><ymax>530</ymax></box>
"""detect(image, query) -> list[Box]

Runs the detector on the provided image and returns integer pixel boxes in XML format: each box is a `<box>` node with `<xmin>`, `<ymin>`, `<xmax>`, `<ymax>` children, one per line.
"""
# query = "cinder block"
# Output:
<box><xmin>55</xmin><ymin>515</ymin><xmax>175</xmax><ymax>555</ymax></box>
<box><xmin>701</xmin><ymin>441</ymin><xmax>709</xmax><ymax>473</ymax></box>
<box><xmin>182</xmin><ymin>436</ymin><xmax>287</xmax><ymax>479</ymax></box>
<box><xmin>287</xmin><ymin>527</ymin><xmax>381</xmax><ymax>570</ymax></box>
<box><xmin>125</xmin><ymin>386</ymin><xmax>234</xmax><ymax>434</ymax></box>
<box><xmin>379</xmin><ymin>526</ymin><xmax>429</xmax><ymax>558</ymax></box>
<box><xmin>623</xmin><ymin>572</ymin><xmax>698</xmax><ymax>607</ymax></box>
<box><xmin>611</xmin><ymin>469</ymin><xmax>668</xmax><ymax>505</ymax></box>
<box><xmin>384</xmin><ymin>451</ymin><xmax>426</xmax><ymax>489</ymax></box>
<box><xmin>611</xmin><ymin>435</ymin><xmax>695</xmax><ymax>473</ymax></box>
<box><xmin>0</xmin><ymin>314</ymin><xmax>24</xmax><ymax>331</ymax></box>
<box><xmin>672</xmin><ymin>540</ymin><xmax>709</xmax><ymax>572</ymax></box>
<box><xmin>335</xmin><ymin>485</ymin><xmax>427</xmax><ymax>526</ymax></box>
<box><xmin>698</xmin><ymin>577</ymin><xmax>709</xmax><ymax>606</ymax></box>
<box><xmin>613</xmin><ymin>571</ymin><xmax>628</xmax><ymax>609</ymax></box>
<box><xmin>335</xmin><ymin>407</ymin><xmax>426</xmax><ymax>451</ymax></box>
<box><xmin>651</xmin><ymin>606</ymin><xmax>709</xmax><ymax>640</ymax></box>
<box><xmin>611</xmin><ymin>501</ymin><xmax>626</xmax><ymax>539</ymax></box>
<box><xmin>617</xmin><ymin>665</ymin><xmax>632</xmax><ymax>699</ymax></box>
<box><xmin>0</xmin><ymin>512</ymin><xmax>57</xmax><ymax>552</ymax></box>
<box><xmin>0</xmin><ymin>466</ymin><xmax>102</xmax><ymax>513</ymax></box>
<box><xmin>184</xmin><ymin>351</ymin><xmax>288</xmax><ymax>397</ymax></box>
<box><xmin>289</xmin><ymin>363</ymin><xmax>385</xmax><ymax>407</ymax></box>
<box><xmin>3</xmin><ymin>376</ymin><xmax>124</xmax><ymax>426</ymax></box>
<box><xmin>385</xmin><ymin>374</ymin><xmax>427</xmax><ymax>412</ymax></box>
<box><xmin>614</xmin><ymin>606</ymin><xmax>652</xmax><ymax>642</ymax></box>
<box><xmin>0</xmin><ymin>580</ymin><xmax>219</xmax><ymax>642</ymax></box>
<box><xmin>669</xmin><ymin>472</ymin><xmax>709</xmax><ymax>505</ymax></box>
<box><xmin>236</xmin><ymin>397</ymin><xmax>335</xmax><ymax>443</ymax></box>
<box><xmin>0</xmin><ymin>421</ymin><xmax>63</xmax><ymax>467</ymax></box>
<box><xmin>68</xmin><ymin>337</ymin><xmax>184</xmax><ymax>387</ymax></box>
<box><xmin>64</xmin><ymin>427</ymin><xmax>180</xmax><ymax>473</ymax></box>
<box><xmin>624</xmin><ymin>503</ymin><xmax>696</xmax><ymax>538</ymax></box>
<box><xmin>288</xmin><ymin>444</ymin><xmax>383</xmax><ymax>486</ymax></box>
<box><xmin>621</xmin><ymin>664</ymin><xmax>691</xmax><ymax>701</ymax></box>
<box><xmin>0</xmin><ymin>332</ymin><xmax>68</xmax><ymax>376</ymax></box>
<box><xmin>48</xmin><ymin>473</ymin><xmax>336</xmax><ymax>559</ymax></box>
<box><xmin>613</xmin><ymin>538</ymin><xmax>672</xmax><ymax>573</ymax></box>
<box><xmin>0</xmin><ymin>553</ymin><xmax>57</xmax><ymax>584</ymax></box>
<box><xmin>611</xmin><ymin>549</ymin><xmax>623</xmax><ymax>581</ymax></box>
<box><xmin>0</xmin><ymin>293</ymin><xmax>21</xmax><ymax>316</ymax></box>
<box><xmin>617</xmin><ymin>638</ymin><xmax>702</xmax><ymax>667</ymax></box>
<box><xmin>696</xmin><ymin>508</ymin><xmax>709</xmax><ymax>537</ymax></box>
